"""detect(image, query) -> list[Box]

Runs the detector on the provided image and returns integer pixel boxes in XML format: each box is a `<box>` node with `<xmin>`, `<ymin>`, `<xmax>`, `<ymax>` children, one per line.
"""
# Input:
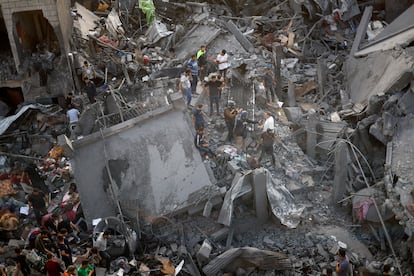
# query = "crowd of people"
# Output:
<box><xmin>6</xmin><ymin>181</ymin><xmax>115</xmax><ymax>276</ymax></box>
<box><xmin>183</xmin><ymin>45</ymin><xmax>282</xmax><ymax>167</ymax></box>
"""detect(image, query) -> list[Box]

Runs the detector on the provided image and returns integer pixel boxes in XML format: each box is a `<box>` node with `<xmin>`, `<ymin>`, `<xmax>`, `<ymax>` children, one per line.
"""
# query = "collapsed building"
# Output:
<box><xmin>0</xmin><ymin>0</ymin><xmax>413</xmax><ymax>275</ymax></box>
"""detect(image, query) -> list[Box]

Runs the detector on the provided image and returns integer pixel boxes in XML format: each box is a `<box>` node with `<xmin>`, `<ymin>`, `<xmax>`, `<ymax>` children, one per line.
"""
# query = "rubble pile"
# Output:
<box><xmin>0</xmin><ymin>0</ymin><xmax>414</xmax><ymax>275</ymax></box>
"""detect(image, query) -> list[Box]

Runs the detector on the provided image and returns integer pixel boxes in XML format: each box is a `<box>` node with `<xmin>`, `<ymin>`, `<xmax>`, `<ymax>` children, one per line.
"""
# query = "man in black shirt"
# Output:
<box><xmin>263</xmin><ymin>67</ymin><xmax>276</xmax><ymax>103</ymax></box>
<box><xmin>27</xmin><ymin>189</ymin><xmax>48</xmax><ymax>223</ymax></box>
<box><xmin>204</xmin><ymin>75</ymin><xmax>223</xmax><ymax>116</ymax></box>
<box><xmin>194</xmin><ymin>128</ymin><xmax>215</xmax><ymax>159</ymax></box>
<box><xmin>258</xmin><ymin>128</ymin><xmax>277</xmax><ymax>166</ymax></box>
<box><xmin>14</xmin><ymin>248</ymin><xmax>31</xmax><ymax>276</ymax></box>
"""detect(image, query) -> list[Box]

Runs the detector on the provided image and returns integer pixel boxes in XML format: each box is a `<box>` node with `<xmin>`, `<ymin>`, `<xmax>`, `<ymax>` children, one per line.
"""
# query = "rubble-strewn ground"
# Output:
<box><xmin>0</xmin><ymin>0</ymin><xmax>414</xmax><ymax>275</ymax></box>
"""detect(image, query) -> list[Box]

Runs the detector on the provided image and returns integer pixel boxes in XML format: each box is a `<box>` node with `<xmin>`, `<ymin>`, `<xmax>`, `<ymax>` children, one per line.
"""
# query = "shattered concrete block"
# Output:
<box><xmin>158</xmin><ymin>246</ymin><xmax>167</xmax><ymax>255</ymax></box>
<box><xmin>211</xmin><ymin>227</ymin><xmax>230</xmax><ymax>242</ymax></box>
<box><xmin>57</xmin><ymin>134</ymin><xmax>74</xmax><ymax>157</ymax></box>
<box><xmin>170</xmin><ymin>243</ymin><xmax>178</xmax><ymax>252</ymax></box>
<box><xmin>317</xmin><ymin>244</ymin><xmax>329</xmax><ymax>259</ymax></box>
<box><xmin>196</xmin><ymin>239</ymin><xmax>212</xmax><ymax>264</ymax></box>
<box><xmin>227</xmin><ymin>160</ymin><xmax>240</xmax><ymax>173</ymax></box>
<box><xmin>8</xmin><ymin>239</ymin><xmax>25</xmax><ymax>248</ymax></box>
<box><xmin>329</xmin><ymin>244</ymin><xmax>340</xmax><ymax>255</ymax></box>
<box><xmin>178</xmin><ymin>245</ymin><xmax>188</xmax><ymax>256</ymax></box>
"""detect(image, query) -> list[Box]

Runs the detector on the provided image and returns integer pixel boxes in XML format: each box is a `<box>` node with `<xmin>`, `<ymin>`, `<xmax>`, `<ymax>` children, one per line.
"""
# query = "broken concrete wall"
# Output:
<box><xmin>0</xmin><ymin>0</ymin><xmax>70</xmax><ymax>71</ymax></box>
<box><xmin>56</xmin><ymin>0</ymin><xmax>72</xmax><ymax>54</ymax></box>
<box><xmin>72</xmin><ymin>105</ymin><xmax>213</xmax><ymax>225</ymax></box>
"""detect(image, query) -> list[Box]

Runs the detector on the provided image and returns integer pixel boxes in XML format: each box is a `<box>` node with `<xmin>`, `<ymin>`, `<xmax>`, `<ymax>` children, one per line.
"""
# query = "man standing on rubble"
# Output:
<box><xmin>187</xmin><ymin>55</ymin><xmax>199</xmax><ymax>96</ymax></box>
<box><xmin>66</xmin><ymin>104</ymin><xmax>80</xmax><ymax>139</ymax></box>
<box><xmin>197</xmin><ymin>45</ymin><xmax>207</xmax><ymax>80</ymax></box>
<box><xmin>81</xmin><ymin>61</ymin><xmax>96</xmax><ymax>83</ymax></box>
<box><xmin>259</xmin><ymin>111</ymin><xmax>275</xmax><ymax>133</ymax></box>
<box><xmin>179</xmin><ymin>69</ymin><xmax>192</xmax><ymax>107</ymax></box>
<box><xmin>204</xmin><ymin>75</ymin><xmax>224</xmax><ymax>116</ymax></box>
<box><xmin>216</xmin><ymin>49</ymin><xmax>230</xmax><ymax>81</ymax></box>
<box><xmin>233</xmin><ymin>111</ymin><xmax>258</xmax><ymax>153</ymax></box>
<box><xmin>84</xmin><ymin>77</ymin><xmax>97</xmax><ymax>104</ymax></box>
<box><xmin>258</xmin><ymin>128</ymin><xmax>278</xmax><ymax>167</ymax></box>
<box><xmin>224</xmin><ymin>101</ymin><xmax>238</xmax><ymax>142</ymax></box>
<box><xmin>192</xmin><ymin>104</ymin><xmax>205</xmax><ymax>131</ymax></box>
<box><xmin>336</xmin><ymin>248</ymin><xmax>349</xmax><ymax>276</ymax></box>
<box><xmin>27</xmin><ymin>189</ymin><xmax>48</xmax><ymax>224</ymax></box>
<box><xmin>263</xmin><ymin>67</ymin><xmax>276</xmax><ymax>103</ymax></box>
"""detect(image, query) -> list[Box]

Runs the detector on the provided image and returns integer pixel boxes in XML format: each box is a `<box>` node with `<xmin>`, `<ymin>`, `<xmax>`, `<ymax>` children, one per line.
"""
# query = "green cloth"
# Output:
<box><xmin>197</xmin><ymin>49</ymin><xmax>205</xmax><ymax>59</ymax></box>
<box><xmin>77</xmin><ymin>265</ymin><xmax>94</xmax><ymax>276</ymax></box>
<box><xmin>139</xmin><ymin>0</ymin><xmax>155</xmax><ymax>23</ymax></box>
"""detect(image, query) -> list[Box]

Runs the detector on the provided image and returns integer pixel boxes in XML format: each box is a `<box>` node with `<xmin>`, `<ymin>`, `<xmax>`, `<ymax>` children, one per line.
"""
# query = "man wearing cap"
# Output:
<box><xmin>224</xmin><ymin>101</ymin><xmax>238</xmax><ymax>141</ymax></box>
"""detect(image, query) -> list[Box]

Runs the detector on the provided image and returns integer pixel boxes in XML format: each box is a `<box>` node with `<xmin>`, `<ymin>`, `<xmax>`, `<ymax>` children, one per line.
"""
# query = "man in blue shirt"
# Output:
<box><xmin>192</xmin><ymin>104</ymin><xmax>205</xmax><ymax>131</ymax></box>
<box><xmin>336</xmin><ymin>248</ymin><xmax>349</xmax><ymax>276</ymax></box>
<box><xmin>187</xmin><ymin>55</ymin><xmax>199</xmax><ymax>95</ymax></box>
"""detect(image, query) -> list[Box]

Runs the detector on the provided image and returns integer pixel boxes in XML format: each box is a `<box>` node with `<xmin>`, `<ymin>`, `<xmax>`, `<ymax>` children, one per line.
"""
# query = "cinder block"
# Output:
<box><xmin>196</xmin><ymin>239</ymin><xmax>212</xmax><ymax>264</ymax></box>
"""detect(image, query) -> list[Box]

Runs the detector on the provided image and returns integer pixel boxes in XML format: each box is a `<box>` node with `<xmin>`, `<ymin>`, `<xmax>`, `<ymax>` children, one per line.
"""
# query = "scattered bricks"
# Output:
<box><xmin>210</xmin><ymin>227</ymin><xmax>229</xmax><ymax>242</ymax></box>
<box><xmin>227</xmin><ymin>160</ymin><xmax>240</xmax><ymax>173</ymax></box>
<box><xmin>158</xmin><ymin>246</ymin><xmax>167</xmax><ymax>255</ymax></box>
<box><xmin>178</xmin><ymin>245</ymin><xmax>188</xmax><ymax>256</ymax></box>
<box><xmin>329</xmin><ymin>243</ymin><xmax>340</xmax><ymax>255</ymax></box>
<box><xmin>317</xmin><ymin>244</ymin><xmax>330</xmax><ymax>260</ymax></box>
<box><xmin>170</xmin><ymin>243</ymin><xmax>178</xmax><ymax>253</ymax></box>
<box><xmin>196</xmin><ymin>239</ymin><xmax>212</xmax><ymax>265</ymax></box>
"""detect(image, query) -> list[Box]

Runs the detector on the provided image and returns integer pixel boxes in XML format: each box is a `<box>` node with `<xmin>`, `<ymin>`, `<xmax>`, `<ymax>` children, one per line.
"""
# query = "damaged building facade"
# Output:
<box><xmin>0</xmin><ymin>0</ymin><xmax>73</xmax><ymax>111</ymax></box>
<box><xmin>0</xmin><ymin>0</ymin><xmax>414</xmax><ymax>275</ymax></box>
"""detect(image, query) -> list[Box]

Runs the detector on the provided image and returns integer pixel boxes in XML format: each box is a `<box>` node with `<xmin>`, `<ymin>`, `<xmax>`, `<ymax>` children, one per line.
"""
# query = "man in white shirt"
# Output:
<box><xmin>260</xmin><ymin>111</ymin><xmax>275</xmax><ymax>133</ymax></box>
<box><xmin>179</xmin><ymin>69</ymin><xmax>192</xmax><ymax>106</ymax></box>
<box><xmin>216</xmin><ymin>49</ymin><xmax>230</xmax><ymax>80</ymax></box>
<box><xmin>94</xmin><ymin>231</ymin><xmax>111</xmax><ymax>269</ymax></box>
<box><xmin>66</xmin><ymin>104</ymin><xmax>80</xmax><ymax>139</ymax></box>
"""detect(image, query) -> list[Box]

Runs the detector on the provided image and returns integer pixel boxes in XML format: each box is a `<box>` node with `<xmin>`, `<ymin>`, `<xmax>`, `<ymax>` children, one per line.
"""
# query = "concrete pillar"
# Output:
<box><xmin>252</xmin><ymin>169</ymin><xmax>269</xmax><ymax>222</ymax></box>
<box><xmin>332</xmin><ymin>141</ymin><xmax>349</xmax><ymax>204</ymax></box>
<box><xmin>306</xmin><ymin>111</ymin><xmax>317</xmax><ymax>159</ymax></box>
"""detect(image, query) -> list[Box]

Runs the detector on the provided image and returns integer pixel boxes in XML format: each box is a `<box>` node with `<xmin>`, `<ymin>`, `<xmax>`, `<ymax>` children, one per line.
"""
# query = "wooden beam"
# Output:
<box><xmin>350</xmin><ymin>6</ymin><xmax>373</xmax><ymax>56</ymax></box>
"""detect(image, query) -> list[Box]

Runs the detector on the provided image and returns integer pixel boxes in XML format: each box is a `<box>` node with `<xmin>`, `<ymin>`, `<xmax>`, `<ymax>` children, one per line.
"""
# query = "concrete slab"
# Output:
<box><xmin>345</xmin><ymin>49</ymin><xmax>414</xmax><ymax>106</ymax></box>
<box><xmin>174</xmin><ymin>24</ymin><xmax>221</xmax><ymax>60</ymax></box>
<box><xmin>72</xmin><ymin>105</ymin><xmax>213</xmax><ymax>224</ymax></box>
<box><xmin>357</xmin><ymin>4</ymin><xmax>414</xmax><ymax>56</ymax></box>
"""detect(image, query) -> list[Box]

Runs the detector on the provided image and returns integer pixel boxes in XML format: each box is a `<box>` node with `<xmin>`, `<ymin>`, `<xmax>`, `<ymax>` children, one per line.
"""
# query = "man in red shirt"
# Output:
<box><xmin>44</xmin><ymin>253</ymin><xmax>63</xmax><ymax>276</ymax></box>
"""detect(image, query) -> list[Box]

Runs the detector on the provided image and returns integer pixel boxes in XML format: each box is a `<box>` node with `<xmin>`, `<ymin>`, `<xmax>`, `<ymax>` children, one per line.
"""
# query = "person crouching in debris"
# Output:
<box><xmin>224</xmin><ymin>101</ymin><xmax>238</xmax><ymax>142</ymax></box>
<box><xmin>84</xmin><ymin>77</ymin><xmax>97</xmax><ymax>104</ymax></box>
<box><xmin>233</xmin><ymin>111</ymin><xmax>258</xmax><ymax>153</ymax></box>
<box><xmin>258</xmin><ymin>128</ymin><xmax>278</xmax><ymax>167</ymax></box>
<box><xmin>194</xmin><ymin>128</ymin><xmax>215</xmax><ymax>159</ymax></box>
<box><xmin>192</xmin><ymin>104</ymin><xmax>205</xmax><ymax>131</ymax></box>
<box><xmin>179</xmin><ymin>69</ymin><xmax>192</xmax><ymax>107</ymax></box>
